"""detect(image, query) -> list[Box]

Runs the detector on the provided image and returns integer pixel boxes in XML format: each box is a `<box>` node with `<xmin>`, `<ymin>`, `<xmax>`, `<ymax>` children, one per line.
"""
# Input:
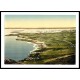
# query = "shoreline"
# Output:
<box><xmin>5</xmin><ymin>34</ymin><xmax>46</xmax><ymax>62</ymax></box>
<box><xmin>25</xmin><ymin>40</ymin><xmax>46</xmax><ymax>54</ymax></box>
<box><xmin>4</xmin><ymin>30</ymin><xmax>75</xmax><ymax>64</ymax></box>
<box><xmin>4</xmin><ymin>41</ymin><xmax>40</xmax><ymax>63</ymax></box>
<box><xmin>30</xmin><ymin>43</ymin><xmax>39</xmax><ymax>53</ymax></box>
<box><xmin>16</xmin><ymin>37</ymin><xmax>47</xmax><ymax>60</ymax></box>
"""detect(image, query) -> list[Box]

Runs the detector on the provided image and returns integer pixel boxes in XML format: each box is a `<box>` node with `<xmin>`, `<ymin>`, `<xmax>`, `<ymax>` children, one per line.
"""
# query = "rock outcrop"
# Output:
<box><xmin>5</xmin><ymin>58</ymin><xmax>17</xmax><ymax>64</ymax></box>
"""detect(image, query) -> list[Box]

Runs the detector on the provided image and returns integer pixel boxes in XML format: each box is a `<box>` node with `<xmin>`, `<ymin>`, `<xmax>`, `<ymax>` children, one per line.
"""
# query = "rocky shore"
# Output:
<box><xmin>5</xmin><ymin>58</ymin><xmax>17</xmax><ymax>64</ymax></box>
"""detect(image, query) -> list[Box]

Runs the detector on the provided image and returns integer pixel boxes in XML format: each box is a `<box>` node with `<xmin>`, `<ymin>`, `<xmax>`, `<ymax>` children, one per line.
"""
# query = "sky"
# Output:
<box><xmin>5</xmin><ymin>15</ymin><xmax>76</xmax><ymax>28</ymax></box>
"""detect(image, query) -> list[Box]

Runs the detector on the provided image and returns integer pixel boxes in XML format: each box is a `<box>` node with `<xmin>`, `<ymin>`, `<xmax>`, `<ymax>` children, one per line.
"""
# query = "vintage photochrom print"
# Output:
<box><xmin>1</xmin><ymin>12</ymin><xmax>79</xmax><ymax>68</ymax></box>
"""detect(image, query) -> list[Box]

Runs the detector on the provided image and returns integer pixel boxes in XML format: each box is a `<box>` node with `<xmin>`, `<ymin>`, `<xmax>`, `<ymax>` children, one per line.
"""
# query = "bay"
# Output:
<box><xmin>5</xmin><ymin>36</ymin><xmax>35</xmax><ymax>61</ymax></box>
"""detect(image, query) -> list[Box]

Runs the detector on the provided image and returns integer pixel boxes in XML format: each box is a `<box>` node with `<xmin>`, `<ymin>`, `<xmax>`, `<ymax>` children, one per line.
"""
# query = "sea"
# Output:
<box><xmin>5</xmin><ymin>28</ymin><xmax>75</xmax><ymax>61</ymax></box>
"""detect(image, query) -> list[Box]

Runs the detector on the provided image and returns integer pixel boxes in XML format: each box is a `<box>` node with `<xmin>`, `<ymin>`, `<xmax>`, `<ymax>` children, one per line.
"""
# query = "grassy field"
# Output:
<box><xmin>16</xmin><ymin>30</ymin><xmax>76</xmax><ymax>64</ymax></box>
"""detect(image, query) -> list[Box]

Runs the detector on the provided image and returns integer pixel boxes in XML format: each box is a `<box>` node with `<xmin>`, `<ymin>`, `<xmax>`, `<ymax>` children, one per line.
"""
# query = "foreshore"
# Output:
<box><xmin>15</xmin><ymin>36</ymin><xmax>47</xmax><ymax>57</ymax></box>
<box><xmin>5</xmin><ymin>30</ymin><xmax>75</xmax><ymax>64</ymax></box>
<box><xmin>16</xmin><ymin>37</ymin><xmax>47</xmax><ymax>53</ymax></box>
<box><xmin>5</xmin><ymin>33</ymin><xmax>47</xmax><ymax>63</ymax></box>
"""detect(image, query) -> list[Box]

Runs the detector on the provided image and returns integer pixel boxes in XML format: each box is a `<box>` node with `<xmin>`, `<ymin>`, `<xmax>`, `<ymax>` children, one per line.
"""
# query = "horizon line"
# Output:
<box><xmin>5</xmin><ymin>27</ymin><xmax>76</xmax><ymax>29</ymax></box>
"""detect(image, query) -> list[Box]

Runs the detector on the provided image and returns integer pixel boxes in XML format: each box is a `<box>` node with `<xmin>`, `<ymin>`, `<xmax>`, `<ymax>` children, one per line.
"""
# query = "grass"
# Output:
<box><xmin>15</xmin><ymin>30</ymin><xmax>76</xmax><ymax>64</ymax></box>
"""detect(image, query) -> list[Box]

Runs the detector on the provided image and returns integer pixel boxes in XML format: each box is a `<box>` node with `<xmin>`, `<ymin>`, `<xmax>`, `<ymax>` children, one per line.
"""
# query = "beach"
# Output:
<box><xmin>5</xmin><ymin>29</ymin><xmax>76</xmax><ymax>64</ymax></box>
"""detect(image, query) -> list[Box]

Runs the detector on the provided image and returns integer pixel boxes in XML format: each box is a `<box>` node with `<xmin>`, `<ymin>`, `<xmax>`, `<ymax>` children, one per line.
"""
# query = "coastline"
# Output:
<box><xmin>5</xmin><ymin>34</ymin><xmax>46</xmax><ymax>62</ymax></box>
<box><xmin>26</xmin><ymin>40</ymin><xmax>46</xmax><ymax>54</ymax></box>
<box><xmin>4</xmin><ymin>30</ymin><xmax>75</xmax><ymax>64</ymax></box>
<box><xmin>4</xmin><ymin>38</ymin><xmax>41</xmax><ymax>64</ymax></box>
<box><xmin>15</xmin><ymin>35</ymin><xmax>47</xmax><ymax>54</ymax></box>
<box><xmin>30</xmin><ymin>43</ymin><xmax>39</xmax><ymax>53</ymax></box>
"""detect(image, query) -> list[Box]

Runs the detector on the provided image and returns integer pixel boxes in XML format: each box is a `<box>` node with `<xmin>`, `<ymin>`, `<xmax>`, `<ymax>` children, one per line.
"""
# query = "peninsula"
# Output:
<box><xmin>5</xmin><ymin>29</ymin><xmax>76</xmax><ymax>64</ymax></box>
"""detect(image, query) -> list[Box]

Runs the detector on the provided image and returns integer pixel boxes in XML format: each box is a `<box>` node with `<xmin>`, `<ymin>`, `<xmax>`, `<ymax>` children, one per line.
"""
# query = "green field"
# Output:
<box><xmin>16</xmin><ymin>30</ymin><xmax>76</xmax><ymax>64</ymax></box>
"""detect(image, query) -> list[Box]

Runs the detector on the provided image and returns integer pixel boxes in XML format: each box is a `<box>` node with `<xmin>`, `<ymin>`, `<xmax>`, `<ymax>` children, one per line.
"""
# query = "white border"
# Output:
<box><xmin>1</xmin><ymin>12</ymin><xmax>79</xmax><ymax>68</ymax></box>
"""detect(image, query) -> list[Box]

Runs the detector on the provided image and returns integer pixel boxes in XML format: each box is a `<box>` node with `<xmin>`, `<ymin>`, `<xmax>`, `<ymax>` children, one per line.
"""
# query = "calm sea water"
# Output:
<box><xmin>5</xmin><ymin>36</ymin><xmax>35</xmax><ymax>61</ymax></box>
<box><xmin>5</xmin><ymin>28</ymin><xmax>75</xmax><ymax>61</ymax></box>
